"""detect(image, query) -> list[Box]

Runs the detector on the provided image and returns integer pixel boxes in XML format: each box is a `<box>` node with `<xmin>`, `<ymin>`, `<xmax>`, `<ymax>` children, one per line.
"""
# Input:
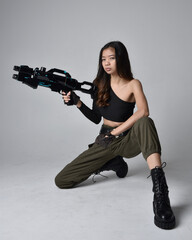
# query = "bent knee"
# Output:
<box><xmin>135</xmin><ymin>116</ymin><xmax>153</xmax><ymax>125</ymax></box>
<box><xmin>55</xmin><ymin>175</ymin><xmax>76</xmax><ymax>189</ymax></box>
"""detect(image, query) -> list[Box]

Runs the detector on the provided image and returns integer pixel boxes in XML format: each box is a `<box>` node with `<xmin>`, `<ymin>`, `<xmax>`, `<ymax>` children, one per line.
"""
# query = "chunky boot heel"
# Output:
<box><xmin>151</xmin><ymin>164</ymin><xmax>176</xmax><ymax>229</ymax></box>
<box><xmin>96</xmin><ymin>156</ymin><xmax>128</xmax><ymax>178</ymax></box>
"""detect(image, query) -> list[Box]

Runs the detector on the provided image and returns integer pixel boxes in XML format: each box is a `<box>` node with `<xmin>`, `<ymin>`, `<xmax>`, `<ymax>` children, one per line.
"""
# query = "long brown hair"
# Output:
<box><xmin>93</xmin><ymin>41</ymin><xmax>134</xmax><ymax>107</ymax></box>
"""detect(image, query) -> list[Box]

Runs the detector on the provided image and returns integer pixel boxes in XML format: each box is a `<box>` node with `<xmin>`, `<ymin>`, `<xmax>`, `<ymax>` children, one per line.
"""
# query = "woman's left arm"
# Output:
<box><xmin>111</xmin><ymin>79</ymin><xmax>149</xmax><ymax>136</ymax></box>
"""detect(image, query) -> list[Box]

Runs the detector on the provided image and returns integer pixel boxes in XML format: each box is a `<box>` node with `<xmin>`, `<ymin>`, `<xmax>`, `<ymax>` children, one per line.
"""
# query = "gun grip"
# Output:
<box><xmin>66</xmin><ymin>99</ymin><xmax>74</xmax><ymax>106</ymax></box>
<box><xmin>63</xmin><ymin>90</ymin><xmax>74</xmax><ymax>106</ymax></box>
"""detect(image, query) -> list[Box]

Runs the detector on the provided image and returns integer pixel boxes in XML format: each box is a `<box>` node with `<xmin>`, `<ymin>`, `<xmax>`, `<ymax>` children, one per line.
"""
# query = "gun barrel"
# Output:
<box><xmin>13</xmin><ymin>74</ymin><xmax>19</xmax><ymax>80</ymax></box>
<box><xmin>13</xmin><ymin>66</ymin><xmax>20</xmax><ymax>72</ymax></box>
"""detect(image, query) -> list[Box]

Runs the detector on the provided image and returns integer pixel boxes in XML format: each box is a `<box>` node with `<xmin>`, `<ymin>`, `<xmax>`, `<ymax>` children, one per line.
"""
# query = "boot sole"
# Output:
<box><xmin>154</xmin><ymin>216</ymin><xmax>176</xmax><ymax>229</ymax></box>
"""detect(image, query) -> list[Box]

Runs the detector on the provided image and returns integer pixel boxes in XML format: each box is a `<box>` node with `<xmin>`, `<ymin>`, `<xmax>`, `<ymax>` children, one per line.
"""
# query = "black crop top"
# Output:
<box><xmin>79</xmin><ymin>87</ymin><xmax>135</xmax><ymax>124</ymax></box>
<box><xmin>99</xmin><ymin>88</ymin><xmax>135</xmax><ymax>122</ymax></box>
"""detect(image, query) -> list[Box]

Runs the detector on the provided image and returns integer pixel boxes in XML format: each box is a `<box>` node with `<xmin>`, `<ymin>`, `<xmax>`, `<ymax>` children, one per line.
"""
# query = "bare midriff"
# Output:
<box><xmin>103</xmin><ymin>118</ymin><xmax>123</xmax><ymax>127</ymax></box>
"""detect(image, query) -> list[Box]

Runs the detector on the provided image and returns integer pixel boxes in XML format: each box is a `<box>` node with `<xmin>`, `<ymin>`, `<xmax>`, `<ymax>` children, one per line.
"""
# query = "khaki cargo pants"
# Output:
<box><xmin>55</xmin><ymin>117</ymin><xmax>161</xmax><ymax>188</ymax></box>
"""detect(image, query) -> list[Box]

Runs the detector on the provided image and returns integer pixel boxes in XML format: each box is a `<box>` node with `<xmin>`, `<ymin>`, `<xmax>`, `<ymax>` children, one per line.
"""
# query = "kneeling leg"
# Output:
<box><xmin>55</xmin><ymin>143</ymin><xmax>116</xmax><ymax>189</ymax></box>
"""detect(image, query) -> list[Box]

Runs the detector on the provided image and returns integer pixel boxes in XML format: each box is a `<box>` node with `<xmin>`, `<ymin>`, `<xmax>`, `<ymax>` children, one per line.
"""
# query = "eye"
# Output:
<box><xmin>102</xmin><ymin>59</ymin><xmax>106</xmax><ymax>62</ymax></box>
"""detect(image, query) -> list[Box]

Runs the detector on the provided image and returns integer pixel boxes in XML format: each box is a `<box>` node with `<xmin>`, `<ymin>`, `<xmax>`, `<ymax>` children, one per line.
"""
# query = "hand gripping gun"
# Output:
<box><xmin>12</xmin><ymin>65</ymin><xmax>96</xmax><ymax>105</ymax></box>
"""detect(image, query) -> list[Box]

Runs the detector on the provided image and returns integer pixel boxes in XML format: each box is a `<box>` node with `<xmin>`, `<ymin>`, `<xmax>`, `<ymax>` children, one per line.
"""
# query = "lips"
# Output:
<box><xmin>105</xmin><ymin>68</ymin><xmax>111</xmax><ymax>71</ymax></box>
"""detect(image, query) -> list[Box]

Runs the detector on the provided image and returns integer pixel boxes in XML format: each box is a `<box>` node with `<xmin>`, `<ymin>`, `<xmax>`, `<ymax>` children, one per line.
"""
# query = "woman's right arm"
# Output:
<box><xmin>77</xmin><ymin>100</ymin><xmax>101</xmax><ymax>124</ymax></box>
<box><xmin>62</xmin><ymin>91</ymin><xmax>102</xmax><ymax>124</ymax></box>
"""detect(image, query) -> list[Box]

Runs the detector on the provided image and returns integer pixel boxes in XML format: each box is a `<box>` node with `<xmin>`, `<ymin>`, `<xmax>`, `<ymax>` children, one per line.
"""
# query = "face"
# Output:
<box><xmin>101</xmin><ymin>47</ymin><xmax>117</xmax><ymax>75</ymax></box>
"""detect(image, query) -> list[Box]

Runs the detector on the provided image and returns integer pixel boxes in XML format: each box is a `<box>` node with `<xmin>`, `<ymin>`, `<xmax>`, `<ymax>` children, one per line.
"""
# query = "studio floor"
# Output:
<box><xmin>1</xmin><ymin>153</ymin><xmax>192</xmax><ymax>240</ymax></box>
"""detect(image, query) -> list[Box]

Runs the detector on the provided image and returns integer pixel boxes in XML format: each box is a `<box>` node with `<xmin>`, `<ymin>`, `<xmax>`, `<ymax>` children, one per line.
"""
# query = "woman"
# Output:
<box><xmin>55</xmin><ymin>41</ymin><xmax>176</xmax><ymax>229</ymax></box>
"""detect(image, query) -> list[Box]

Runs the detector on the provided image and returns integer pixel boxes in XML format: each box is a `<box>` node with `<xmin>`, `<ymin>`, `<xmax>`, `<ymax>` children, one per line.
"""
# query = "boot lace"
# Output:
<box><xmin>150</xmin><ymin>162</ymin><xmax>169</xmax><ymax>208</ymax></box>
<box><xmin>92</xmin><ymin>172</ymin><xmax>108</xmax><ymax>183</ymax></box>
<box><xmin>154</xmin><ymin>176</ymin><xmax>169</xmax><ymax>207</ymax></box>
<box><xmin>147</xmin><ymin>162</ymin><xmax>167</xmax><ymax>179</ymax></box>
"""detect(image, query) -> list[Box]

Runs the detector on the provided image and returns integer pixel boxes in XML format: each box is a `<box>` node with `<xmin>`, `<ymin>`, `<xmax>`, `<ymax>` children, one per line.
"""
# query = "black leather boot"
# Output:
<box><xmin>96</xmin><ymin>156</ymin><xmax>128</xmax><ymax>178</ymax></box>
<box><xmin>151</xmin><ymin>166</ymin><xmax>176</xmax><ymax>229</ymax></box>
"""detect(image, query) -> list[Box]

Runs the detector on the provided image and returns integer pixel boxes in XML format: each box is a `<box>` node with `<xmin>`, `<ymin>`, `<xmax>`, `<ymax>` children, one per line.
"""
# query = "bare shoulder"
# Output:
<box><xmin>129</xmin><ymin>79</ymin><xmax>143</xmax><ymax>91</ymax></box>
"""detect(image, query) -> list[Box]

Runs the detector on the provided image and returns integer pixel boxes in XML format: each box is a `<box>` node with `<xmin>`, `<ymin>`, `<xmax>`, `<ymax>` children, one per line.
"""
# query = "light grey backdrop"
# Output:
<box><xmin>1</xmin><ymin>0</ymin><xmax>192</xmax><ymax>239</ymax></box>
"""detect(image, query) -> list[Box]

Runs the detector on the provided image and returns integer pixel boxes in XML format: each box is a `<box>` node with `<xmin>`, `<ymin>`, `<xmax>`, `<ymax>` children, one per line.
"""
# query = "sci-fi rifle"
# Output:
<box><xmin>12</xmin><ymin>65</ymin><xmax>96</xmax><ymax>105</ymax></box>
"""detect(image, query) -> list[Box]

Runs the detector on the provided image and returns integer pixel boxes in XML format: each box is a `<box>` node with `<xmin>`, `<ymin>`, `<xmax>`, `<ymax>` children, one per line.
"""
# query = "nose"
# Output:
<box><xmin>105</xmin><ymin>60</ymin><xmax>110</xmax><ymax>66</ymax></box>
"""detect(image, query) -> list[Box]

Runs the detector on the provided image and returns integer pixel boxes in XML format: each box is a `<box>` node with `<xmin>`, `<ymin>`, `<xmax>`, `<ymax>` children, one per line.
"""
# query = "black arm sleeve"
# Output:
<box><xmin>78</xmin><ymin>100</ymin><xmax>102</xmax><ymax>124</ymax></box>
